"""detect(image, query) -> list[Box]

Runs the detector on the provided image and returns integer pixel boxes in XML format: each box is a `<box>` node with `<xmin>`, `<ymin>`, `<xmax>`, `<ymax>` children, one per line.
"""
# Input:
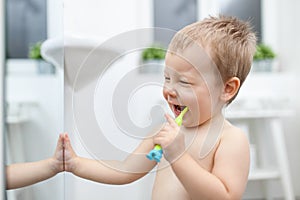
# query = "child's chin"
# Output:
<box><xmin>183</xmin><ymin>119</ymin><xmax>200</xmax><ymax>128</ymax></box>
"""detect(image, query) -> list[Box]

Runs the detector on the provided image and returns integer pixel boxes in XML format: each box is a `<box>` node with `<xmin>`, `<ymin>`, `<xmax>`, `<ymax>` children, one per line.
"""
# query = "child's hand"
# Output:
<box><xmin>153</xmin><ymin>114</ymin><xmax>185</xmax><ymax>163</ymax></box>
<box><xmin>52</xmin><ymin>133</ymin><xmax>66</xmax><ymax>173</ymax></box>
<box><xmin>52</xmin><ymin>133</ymin><xmax>78</xmax><ymax>173</ymax></box>
<box><xmin>62</xmin><ymin>133</ymin><xmax>78</xmax><ymax>172</ymax></box>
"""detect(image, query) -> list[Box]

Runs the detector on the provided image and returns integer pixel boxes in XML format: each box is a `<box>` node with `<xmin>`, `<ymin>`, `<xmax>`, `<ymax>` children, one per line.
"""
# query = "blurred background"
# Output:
<box><xmin>1</xmin><ymin>0</ymin><xmax>300</xmax><ymax>199</ymax></box>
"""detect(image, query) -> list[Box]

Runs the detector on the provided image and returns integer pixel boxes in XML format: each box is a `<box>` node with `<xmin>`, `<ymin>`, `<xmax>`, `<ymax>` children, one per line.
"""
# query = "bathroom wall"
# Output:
<box><xmin>64</xmin><ymin>0</ymin><xmax>152</xmax><ymax>40</ymax></box>
<box><xmin>47</xmin><ymin>0</ymin><xmax>63</xmax><ymax>38</ymax></box>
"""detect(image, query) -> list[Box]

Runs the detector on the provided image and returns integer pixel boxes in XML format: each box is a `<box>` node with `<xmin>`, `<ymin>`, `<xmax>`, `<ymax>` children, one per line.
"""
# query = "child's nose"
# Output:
<box><xmin>164</xmin><ymin>85</ymin><xmax>177</xmax><ymax>97</ymax></box>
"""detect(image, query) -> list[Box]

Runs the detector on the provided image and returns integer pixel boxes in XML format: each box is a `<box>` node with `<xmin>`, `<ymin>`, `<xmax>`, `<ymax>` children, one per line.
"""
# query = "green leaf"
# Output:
<box><xmin>253</xmin><ymin>43</ymin><xmax>276</xmax><ymax>60</ymax></box>
<box><xmin>142</xmin><ymin>44</ymin><xmax>166</xmax><ymax>61</ymax></box>
<box><xmin>28</xmin><ymin>41</ymin><xmax>43</xmax><ymax>59</ymax></box>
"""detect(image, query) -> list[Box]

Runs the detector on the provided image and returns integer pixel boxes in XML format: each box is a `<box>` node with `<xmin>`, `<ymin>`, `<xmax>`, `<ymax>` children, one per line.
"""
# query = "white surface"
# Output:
<box><xmin>6</xmin><ymin>59</ymin><xmax>39</xmax><ymax>75</ymax></box>
<box><xmin>64</xmin><ymin>0</ymin><xmax>153</xmax><ymax>39</ymax></box>
<box><xmin>6</xmin><ymin>101</ymin><xmax>39</xmax><ymax>124</ymax></box>
<box><xmin>249</xmin><ymin>168</ymin><xmax>280</xmax><ymax>181</ymax></box>
<box><xmin>41</xmin><ymin>35</ymin><xmax>122</xmax><ymax>90</ymax></box>
<box><xmin>47</xmin><ymin>0</ymin><xmax>63</xmax><ymax>38</ymax></box>
<box><xmin>232</xmin><ymin>116</ymin><xmax>295</xmax><ymax>199</ymax></box>
<box><xmin>270</xmin><ymin>118</ymin><xmax>295</xmax><ymax>200</ymax></box>
<box><xmin>226</xmin><ymin>109</ymin><xmax>294</xmax><ymax>119</ymax></box>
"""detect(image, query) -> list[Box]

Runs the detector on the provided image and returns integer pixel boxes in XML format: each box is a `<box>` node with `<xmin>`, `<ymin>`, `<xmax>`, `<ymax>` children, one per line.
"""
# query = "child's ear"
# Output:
<box><xmin>221</xmin><ymin>77</ymin><xmax>240</xmax><ymax>102</ymax></box>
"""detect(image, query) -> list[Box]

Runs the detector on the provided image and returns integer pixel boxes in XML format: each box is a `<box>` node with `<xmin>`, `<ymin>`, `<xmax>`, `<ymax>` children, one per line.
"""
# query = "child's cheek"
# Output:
<box><xmin>177</xmin><ymin>87</ymin><xmax>197</xmax><ymax>105</ymax></box>
<box><xmin>178</xmin><ymin>89</ymin><xmax>201</xmax><ymax>126</ymax></box>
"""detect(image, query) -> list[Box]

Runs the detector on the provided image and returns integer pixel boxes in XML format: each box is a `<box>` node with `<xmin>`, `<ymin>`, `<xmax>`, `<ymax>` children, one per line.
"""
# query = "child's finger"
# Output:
<box><xmin>64</xmin><ymin>133</ymin><xmax>71</xmax><ymax>148</ymax></box>
<box><xmin>64</xmin><ymin>132</ymin><xmax>69</xmax><ymax>140</ymax></box>
<box><xmin>164</xmin><ymin>113</ymin><xmax>177</xmax><ymax>126</ymax></box>
<box><xmin>56</xmin><ymin>133</ymin><xmax>64</xmax><ymax>149</ymax></box>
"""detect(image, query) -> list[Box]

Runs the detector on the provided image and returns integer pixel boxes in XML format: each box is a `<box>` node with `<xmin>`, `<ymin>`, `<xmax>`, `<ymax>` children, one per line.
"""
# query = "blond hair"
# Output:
<box><xmin>168</xmin><ymin>15</ymin><xmax>257</xmax><ymax>103</ymax></box>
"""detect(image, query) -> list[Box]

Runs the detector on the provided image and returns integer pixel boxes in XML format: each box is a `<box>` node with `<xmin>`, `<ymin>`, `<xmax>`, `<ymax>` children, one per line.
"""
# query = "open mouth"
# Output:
<box><xmin>173</xmin><ymin>104</ymin><xmax>186</xmax><ymax>116</ymax></box>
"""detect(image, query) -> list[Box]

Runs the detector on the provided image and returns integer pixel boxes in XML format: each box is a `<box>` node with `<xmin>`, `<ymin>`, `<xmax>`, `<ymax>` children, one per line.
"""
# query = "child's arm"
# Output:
<box><xmin>63</xmin><ymin>132</ymin><xmax>157</xmax><ymax>184</ymax></box>
<box><xmin>154</xmin><ymin>115</ymin><xmax>250</xmax><ymax>200</ymax></box>
<box><xmin>6</xmin><ymin>134</ymin><xmax>65</xmax><ymax>190</ymax></box>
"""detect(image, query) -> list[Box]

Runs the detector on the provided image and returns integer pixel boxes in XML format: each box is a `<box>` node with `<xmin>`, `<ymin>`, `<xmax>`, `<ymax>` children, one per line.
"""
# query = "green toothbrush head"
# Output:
<box><xmin>175</xmin><ymin>107</ymin><xmax>188</xmax><ymax>126</ymax></box>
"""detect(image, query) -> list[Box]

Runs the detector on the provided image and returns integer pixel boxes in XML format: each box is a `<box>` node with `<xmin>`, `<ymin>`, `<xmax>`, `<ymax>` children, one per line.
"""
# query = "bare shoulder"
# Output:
<box><xmin>211</xmin><ymin>120</ymin><xmax>250</xmax><ymax>198</ymax></box>
<box><xmin>220</xmin><ymin>120</ymin><xmax>249</xmax><ymax>145</ymax></box>
<box><xmin>213</xmin><ymin>119</ymin><xmax>250</xmax><ymax>172</ymax></box>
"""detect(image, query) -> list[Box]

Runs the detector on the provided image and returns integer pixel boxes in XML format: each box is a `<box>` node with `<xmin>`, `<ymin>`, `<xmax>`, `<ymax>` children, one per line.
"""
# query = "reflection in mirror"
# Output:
<box><xmin>4</xmin><ymin>0</ymin><xmax>64</xmax><ymax>199</ymax></box>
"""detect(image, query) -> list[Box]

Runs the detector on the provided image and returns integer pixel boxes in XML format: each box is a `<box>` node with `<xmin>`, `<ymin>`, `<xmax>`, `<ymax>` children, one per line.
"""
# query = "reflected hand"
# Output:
<box><xmin>52</xmin><ymin>133</ymin><xmax>65</xmax><ymax>173</ymax></box>
<box><xmin>62</xmin><ymin>133</ymin><xmax>78</xmax><ymax>172</ymax></box>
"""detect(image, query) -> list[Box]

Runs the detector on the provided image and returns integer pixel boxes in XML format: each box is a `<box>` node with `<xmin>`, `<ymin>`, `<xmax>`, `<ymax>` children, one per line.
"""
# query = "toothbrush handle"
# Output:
<box><xmin>146</xmin><ymin>107</ymin><xmax>188</xmax><ymax>162</ymax></box>
<box><xmin>146</xmin><ymin>144</ymin><xmax>163</xmax><ymax>163</ymax></box>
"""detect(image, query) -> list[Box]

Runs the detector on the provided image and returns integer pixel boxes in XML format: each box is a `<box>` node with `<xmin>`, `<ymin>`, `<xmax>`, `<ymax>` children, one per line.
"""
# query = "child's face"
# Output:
<box><xmin>163</xmin><ymin>45</ymin><xmax>223</xmax><ymax>127</ymax></box>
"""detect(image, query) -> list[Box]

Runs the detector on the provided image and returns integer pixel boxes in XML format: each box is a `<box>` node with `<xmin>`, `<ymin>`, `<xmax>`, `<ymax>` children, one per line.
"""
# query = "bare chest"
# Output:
<box><xmin>152</xmin><ymin>138</ymin><xmax>218</xmax><ymax>200</ymax></box>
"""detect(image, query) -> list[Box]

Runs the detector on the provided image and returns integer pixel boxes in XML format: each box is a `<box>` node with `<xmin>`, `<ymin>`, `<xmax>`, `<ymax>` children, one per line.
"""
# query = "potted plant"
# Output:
<box><xmin>28</xmin><ymin>41</ymin><xmax>43</xmax><ymax>59</ymax></box>
<box><xmin>252</xmin><ymin>43</ymin><xmax>276</xmax><ymax>72</ymax></box>
<box><xmin>140</xmin><ymin>44</ymin><xmax>166</xmax><ymax>73</ymax></box>
<box><xmin>28</xmin><ymin>41</ymin><xmax>55</xmax><ymax>74</ymax></box>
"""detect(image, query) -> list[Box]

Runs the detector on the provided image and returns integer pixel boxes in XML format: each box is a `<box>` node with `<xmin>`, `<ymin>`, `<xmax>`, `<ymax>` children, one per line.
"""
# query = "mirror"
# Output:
<box><xmin>4</xmin><ymin>0</ymin><xmax>64</xmax><ymax>199</ymax></box>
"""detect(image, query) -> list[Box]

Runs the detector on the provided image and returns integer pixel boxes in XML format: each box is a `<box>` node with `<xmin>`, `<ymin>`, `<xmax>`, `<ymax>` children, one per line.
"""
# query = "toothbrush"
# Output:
<box><xmin>146</xmin><ymin>107</ymin><xmax>189</xmax><ymax>162</ymax></box>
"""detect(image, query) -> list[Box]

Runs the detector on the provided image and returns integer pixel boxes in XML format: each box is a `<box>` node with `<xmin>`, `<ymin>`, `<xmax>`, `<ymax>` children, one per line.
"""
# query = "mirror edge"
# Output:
<box><xmin>0</xmin><ymin>0</ymin><xmax>6</xmax><ymax>198</ymax></box>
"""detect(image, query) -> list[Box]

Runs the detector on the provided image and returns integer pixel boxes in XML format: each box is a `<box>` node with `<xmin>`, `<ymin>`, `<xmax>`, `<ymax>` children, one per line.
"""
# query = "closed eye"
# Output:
<box><xmin>164</xmin><ymin>76</ymin><xmax>170</xmax><ymax>81</ymax></box>
<box><xmin>180</xmin><ymin>80</ymin><xmax>191</xmax><ymax>84</ymax></box>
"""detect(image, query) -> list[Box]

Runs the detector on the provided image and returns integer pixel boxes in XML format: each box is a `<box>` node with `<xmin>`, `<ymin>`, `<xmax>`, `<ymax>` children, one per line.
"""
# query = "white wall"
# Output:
<box><xmin>276</xmin><ymin>0</ymin><xmax>300</xmax><ymax>73</ymax></box>
<box><xmin>47</xmin><ymin>0</ymin><xmax>63</xmax><ymax>38</ymax></box>
<box><xmin>64</xmin><ymin>0</ymin><xmax>153</xmax><ymax>39</ymax></box>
